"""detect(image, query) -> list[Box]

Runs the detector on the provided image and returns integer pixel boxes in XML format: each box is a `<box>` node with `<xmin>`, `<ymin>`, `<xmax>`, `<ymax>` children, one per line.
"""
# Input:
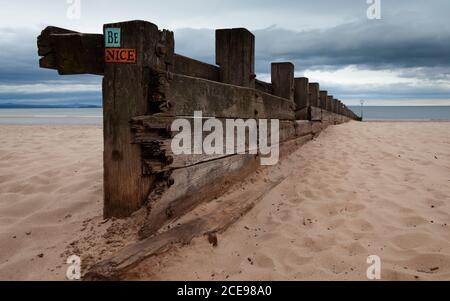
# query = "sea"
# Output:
<box><xmin>0</xmin><ymin>107</ymin><xmax>450</xmax><ymax>125</ymax></box>
<box><xmin>0</xmin><ymin>108</ymin><xmax>103</xmax><ymax>125</ymax></box>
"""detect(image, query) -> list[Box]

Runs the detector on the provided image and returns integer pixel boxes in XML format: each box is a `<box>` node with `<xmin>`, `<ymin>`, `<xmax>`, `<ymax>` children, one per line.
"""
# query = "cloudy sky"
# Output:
<box><xmin>1</xmin><ymin>0</ymin><xmax>449</xmax><ymax>106</ymax></box>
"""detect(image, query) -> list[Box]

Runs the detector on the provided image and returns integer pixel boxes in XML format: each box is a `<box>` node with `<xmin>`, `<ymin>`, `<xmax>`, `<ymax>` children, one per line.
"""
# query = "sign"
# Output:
<box><xmin>105</xmin><ymin>48</ymin><xmax>137</xmax><ymax>64</ymax></box>
<box><xmin>105</xmin><ymin>28</ymin><xmax>121</xmax><ymax>48</ymax></box>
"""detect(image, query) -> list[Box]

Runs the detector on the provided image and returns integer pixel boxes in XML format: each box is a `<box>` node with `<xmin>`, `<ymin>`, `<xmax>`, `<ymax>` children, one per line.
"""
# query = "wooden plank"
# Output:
<box><xmin>216</xmin><ymin>28</ymin><xmax>255</xmax><ymax>88</ymax></box>
<box><xmin>85</xmin><ymin>176</ymin><xmax>286</xmax><ymax>280</ymax></box>
<box><xmin>255</xmin><ymin>79</ymin><xmax>273</xmax><ymax>94</ymax></box>
<box><xmin>311</xmin><ymin>106</ymin><xmax>322</xmax><ymax>121</ymax></box>
<box><xmin>153</xmin><ymin>72</ymin><xmax>295</xmax><ymax>120</ymax></box>
<box><xmin>295</xmin><ymin>107</ymin><xmax>310</xmax><ymax>120</ymax></box>
<box><xmin>280</xmin><ymin>134</ymin><xmax>313</xmax><ymax>158</ymax></box>
<box><xmin>37</xmin><ymin>26</ymin><xmax>104</xmax><ymax>75</ymax></box>
<box><xmin>311</xmin><ymin>121</ymin><xmax>323</xmax><ymax>135</ymax></box>
<box><xmin>138</xmin><ymin>154</ymin><xmax>260</xmax><ymax>238</ymax></box>
<box><xmin>295</xmin><ymin>121</ymin><xmax>313</xmax><ymax>137</ymax></box>
<box><xmin>173</xmin><ymin>54</ymin><xmax>219</xmax><ymax>81</ymax></box>
<box><xmin>131</xmin><ymin>116</ymin><xmax>301</xmax><ymax>174</ymax></box>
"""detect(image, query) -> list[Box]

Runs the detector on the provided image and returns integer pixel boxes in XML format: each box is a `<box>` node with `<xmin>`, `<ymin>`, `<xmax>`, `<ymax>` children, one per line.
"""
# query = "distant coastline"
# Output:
<box><xmin>0</xmin><ymin>103</ymin><xmax>101</xmax><ymax>109</ymax></box>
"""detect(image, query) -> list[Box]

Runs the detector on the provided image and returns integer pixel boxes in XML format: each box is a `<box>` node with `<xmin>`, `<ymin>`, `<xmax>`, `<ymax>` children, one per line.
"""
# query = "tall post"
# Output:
<box><xmin>216</xmin><ymin>28</ymin><xmax>255</xmax><ymax>88</ymax></box>
<box><xmin>294</xmin><ymin>77</ymin><xmax>309</xmax><ymax>119</ymax></box>
<box><xmin>103</xmin><ymin>20</ymin><xmax>174</xmax><ymax>218</ymax></box>
<box><xmin>319</xmin><ymin>91</ymin><xmax>328</xmax><ymax>110</ymax></box>
<box><xmin>271</xmin><ymin>62</ymin><xmax>295</xmax><ymax>102</ymax></box>
<box><xmin>309</xmin><ymin>83</ymin><xmax>320</xmax><ymax>107</ymax></box>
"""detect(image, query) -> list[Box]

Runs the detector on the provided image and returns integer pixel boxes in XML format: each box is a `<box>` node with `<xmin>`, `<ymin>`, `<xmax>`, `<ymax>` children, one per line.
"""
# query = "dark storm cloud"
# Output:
<box><xmin>174</xmin><ymin>14</ymin><xmax>450</xmax><ymax>74</ymax></box>
<box><xmin>0</xmin><ymin>0</ymin><xmax>449</xmax><ymax>104</ymax></box>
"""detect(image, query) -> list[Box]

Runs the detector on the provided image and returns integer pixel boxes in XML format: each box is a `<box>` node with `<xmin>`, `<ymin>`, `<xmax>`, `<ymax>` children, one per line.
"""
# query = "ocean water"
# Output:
<box><xmin>348</xmin><ymin>106</ymin><xmax>450</xmax><ymax>121</ymax></box>
<box><xmin>0</xmin><ymin>108</ymin><xmax>103</xmax><ymax>125</ymax></box>
<box><xmin>0</xmin><ymin>107</ymin><xmax>449</xmax><ymax>125</ymax></box>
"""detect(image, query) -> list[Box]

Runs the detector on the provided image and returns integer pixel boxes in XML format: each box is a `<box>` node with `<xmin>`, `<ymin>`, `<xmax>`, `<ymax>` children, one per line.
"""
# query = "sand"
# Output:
<box><xmin>1</xmin><ymin>122</ymin><xmax>449</xmax><ymax>280</ymax></box>
<box><xmin>0</xmin><ymin>126</ymin><xmax>104</xmax><ymax>280</ymax></box>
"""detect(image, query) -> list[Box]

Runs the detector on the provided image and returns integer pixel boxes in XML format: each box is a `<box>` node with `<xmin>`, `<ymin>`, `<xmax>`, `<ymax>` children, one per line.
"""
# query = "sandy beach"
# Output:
<box><xmin>1</xmin><ymin>122</ymin><xmax>449</xmax><ymax>280</ymax></box>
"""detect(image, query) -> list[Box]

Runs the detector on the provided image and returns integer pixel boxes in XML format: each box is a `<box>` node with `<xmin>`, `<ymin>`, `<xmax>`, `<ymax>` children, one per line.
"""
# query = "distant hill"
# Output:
<box><xmin>0</xmin><ymin>103</ymin><xmax>102</xmax><ymax>109</ymax></box>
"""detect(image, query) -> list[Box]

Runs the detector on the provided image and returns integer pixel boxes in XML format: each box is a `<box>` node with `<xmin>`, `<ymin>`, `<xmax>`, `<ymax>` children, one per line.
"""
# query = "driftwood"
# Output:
<box><xmin>85</xmin><ymin>176</ymin><xmax>286</xmax><ymax>280</ymax></box>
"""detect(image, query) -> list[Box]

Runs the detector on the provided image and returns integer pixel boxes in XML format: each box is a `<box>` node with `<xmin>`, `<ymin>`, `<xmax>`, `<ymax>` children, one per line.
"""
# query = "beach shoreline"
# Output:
<box><xmin>0</xmin><ymin>122</ymin><xmax>449</xmax><ymax>280</ymax></box>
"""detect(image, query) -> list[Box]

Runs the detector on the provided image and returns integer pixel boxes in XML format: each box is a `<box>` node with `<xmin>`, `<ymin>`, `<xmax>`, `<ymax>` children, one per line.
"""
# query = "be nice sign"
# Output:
<box><xmin>104</xmin><ymin>28</ymin><xmax>136</xmax><ymax>64</ymax></box>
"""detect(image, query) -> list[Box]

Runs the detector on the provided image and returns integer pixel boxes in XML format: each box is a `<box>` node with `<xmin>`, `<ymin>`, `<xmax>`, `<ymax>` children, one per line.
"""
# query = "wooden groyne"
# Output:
<box><xmin>37</xmin><ymin>20</ymin><xmax>360</xmax><ymax>279</ymax></box>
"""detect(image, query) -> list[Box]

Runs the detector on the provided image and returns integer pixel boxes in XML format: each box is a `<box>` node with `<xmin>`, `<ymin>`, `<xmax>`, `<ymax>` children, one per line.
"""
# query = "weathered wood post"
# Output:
<box><xmin>309</xmin><ymin>83</ymin><xmax>320</xmax><ymax>107</ymax></box>
<box><xmin>103</xmin><ymin>20</ymin><xmax>174</xmax><ymax>218</ymax></box>
<box><xmin>294</xmin><ymin>77</ymin><xmax>310</xmax><ymax>119</ymax></box>
<box><xmin>271</xmin><ymin>62</ymin><xmax>295</xmax><ymax>102</ymax></box>
<box><xmin>319</xmin><ymin>91</ymin><xmax>328</xmax><ymax>110</ymax></box>
<box><xmin>337</xmin><ymin>101</ymin><xmax>343</xmax><ymax>115</ymax></box>
<box><xmin>216</xmin><ymin>28</ymin><xmax>255</xmax><ymax>88</ymax></box>
<box><xmin>326</xmin><ymin>96</ymin><xmax>333</xmax><ymax>112</ymax></box>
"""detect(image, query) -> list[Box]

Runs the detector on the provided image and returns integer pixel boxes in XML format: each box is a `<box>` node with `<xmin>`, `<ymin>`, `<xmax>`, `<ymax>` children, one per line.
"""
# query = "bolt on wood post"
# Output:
<box><xmin>271</xmin><ymin>62</ymin><xmax>295</xmax><ymax>102</ymax></box>
<box><xmin>103</xmin><ymin>20</ymin><xmax>174</xmax><ymax>218</ymax></box>
<box><xmin>216</xmin><ymin>28</ymin><xmax>255</xmax><ymax>88</ymax></box>
<box><xmin>309</xmin><ymin>83</ymin><xmax>320</xmax><ymax>107</ymax></box>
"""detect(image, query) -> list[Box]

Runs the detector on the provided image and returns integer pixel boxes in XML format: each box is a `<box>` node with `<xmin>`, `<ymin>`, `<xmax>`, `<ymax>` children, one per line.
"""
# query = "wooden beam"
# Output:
<box><xmin>150</xmin><ymin>72</ymin><xmax>295</xmax><ymax>120</ymax></box>
<box><xmin>138</xmin><ymin>154</ymin><xmax>260</xmax><ymax>238</ymax></box>
<box><xmin>85</xmin><ymin>176</ymin><xmax>287</xmax><ymax>280</ymax></box>
<box><xmin>173</xmin><ymin>54</ymin><xmax>219</xmax><ymax>81</ymax></box>
<box><xmin>37</xmin><ymin>27</ymin><xmax>104</xmax><ymax>75</ymax></box>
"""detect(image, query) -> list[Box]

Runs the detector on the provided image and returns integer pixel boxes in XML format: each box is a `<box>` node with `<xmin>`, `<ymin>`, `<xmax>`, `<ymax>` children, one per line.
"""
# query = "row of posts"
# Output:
<box><xmin>215</xmin><ymin>28</ymin><xmax>357</xmax><ymax>119</ymax></box>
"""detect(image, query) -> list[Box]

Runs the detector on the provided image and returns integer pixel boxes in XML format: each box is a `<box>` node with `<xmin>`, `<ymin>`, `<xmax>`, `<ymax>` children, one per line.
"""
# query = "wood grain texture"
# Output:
<box><xmin>103</xmin><ymin>20</ymin><xmax>174</xmax><ymax>218</ymax></box>
<box><xmin>216</xmin><ymin>28</ymin><xmax>255</xmax><ymax>88</ymax></box>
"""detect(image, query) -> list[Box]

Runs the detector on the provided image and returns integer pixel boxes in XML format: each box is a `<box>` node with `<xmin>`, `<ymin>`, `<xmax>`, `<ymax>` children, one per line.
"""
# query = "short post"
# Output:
<box><xmin>309</xmin><ymin>83</ymin><xmax>320</xmax><ymax>107</ymax></box>
<box><xmin>294</xmin><ymin>77</ymin><xmax>309</xmax><ymax>119</ymax></box>
<box><xmin>327</xmin><ymin>96</ymin><xmax>333</xmax><ymax>112</ymax></box>
<box><xmin>216</xmin><ymin>28</ymin><xmax>255</xmax><ymax>88</ymax></box>
<box><xmin>319</xmin><ymin>91</ymin><xmax>328</xmax><ymax>110</ymax></box>
<box><xmin>332</xmin><ymin>98</ymin><xmax>337</xmax><ymax>114</ymax></box>
<box><xmin>271</xmin><ymin>62</ymin><xmax>295</xmax><ymax>102</ymax></box>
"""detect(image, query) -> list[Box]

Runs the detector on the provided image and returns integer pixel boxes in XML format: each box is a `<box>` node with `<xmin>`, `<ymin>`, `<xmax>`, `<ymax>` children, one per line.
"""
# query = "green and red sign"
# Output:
<box><xmin>104</xmin><ymin>28</ymin><xmax>136</xmax><ymax>64</ymax></box>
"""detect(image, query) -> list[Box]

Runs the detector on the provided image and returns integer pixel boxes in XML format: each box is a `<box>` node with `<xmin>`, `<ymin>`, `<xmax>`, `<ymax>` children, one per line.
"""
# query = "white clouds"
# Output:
<box><xmin>304</xmin><ymin>66</ymin><xmax>415</xmax><ymax>86</ymax></box>
<box><xmin>0</xmin><ymin>82</ymin><xmax>101</xmax><ymax>94</ymax></box>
